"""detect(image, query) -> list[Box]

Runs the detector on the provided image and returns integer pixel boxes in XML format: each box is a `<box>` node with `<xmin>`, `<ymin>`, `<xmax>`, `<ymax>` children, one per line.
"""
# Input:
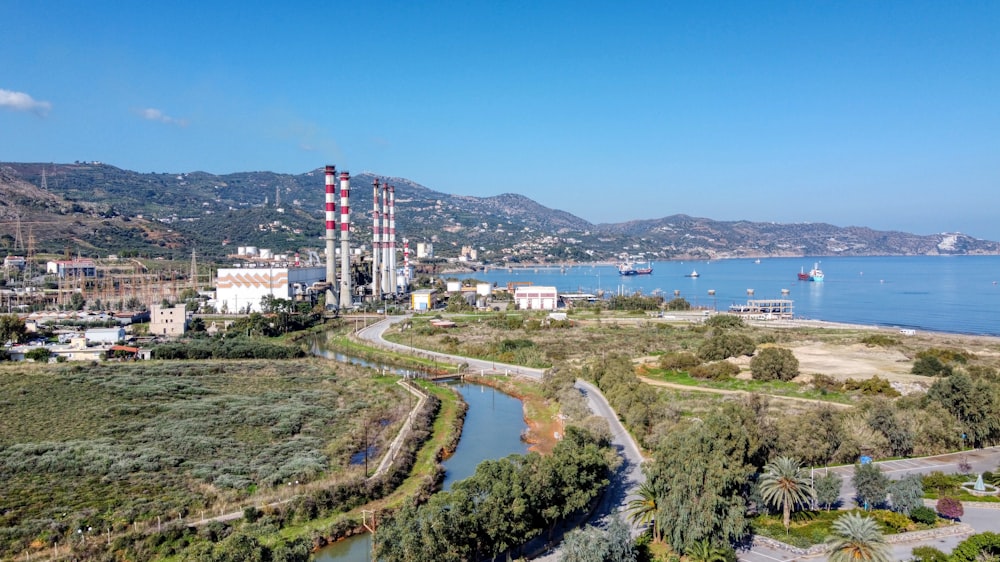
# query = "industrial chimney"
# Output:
<box><xmin>380</xmin><ymin>183</ymin><xmax>391</xmax><ymax>295</ymax></box>
<box><xmin>324</xmin><ymin>166</ymin><xmax>337</xmax><ymax>303</ymax></box>
<box><xmin>339</xmin><ymin>171</ymin><xmax>352</xmax><ymax>309</ymax></box>
<box><xmin>371</xmin><ymin>178</ymin><xmax>381</xmax><ymax>300</ymax></box>
<box><xmin>388</xmin><ymin>184</ymin><xmax>397</xmax><ymax>293</ymax></box>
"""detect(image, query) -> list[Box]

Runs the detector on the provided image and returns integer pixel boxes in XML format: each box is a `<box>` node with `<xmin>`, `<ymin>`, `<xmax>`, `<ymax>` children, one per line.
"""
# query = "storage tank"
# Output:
<box><xmin>260</xmin><ymin>249</ymin><xmax>273</xmax><ymax>260</ymax></box>
<box><xmin>476</xmin><ymin>283</ymin><xmax>492</xmax><ymax>297</ymax></box>
<box><xmin>245</xmin><ymin>246</ymin><xmax>258</xmax><ymax>256</ymax></box>
<box><xmin>446</xmin><ymin>280</ymin><xmax>462</xmax><ymax>293</ymax></box>
<box><xmin>237</xmin><ymin>246</ymin><xmax>248</xmax><ymax>256</ymax></box>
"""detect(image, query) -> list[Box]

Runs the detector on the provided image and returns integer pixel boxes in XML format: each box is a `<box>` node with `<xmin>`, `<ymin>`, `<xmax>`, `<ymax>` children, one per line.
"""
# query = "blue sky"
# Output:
<box><xmin>3</xmin><ymin>1</ymin><xmax>998</xmax><ymax>239</ymax></box>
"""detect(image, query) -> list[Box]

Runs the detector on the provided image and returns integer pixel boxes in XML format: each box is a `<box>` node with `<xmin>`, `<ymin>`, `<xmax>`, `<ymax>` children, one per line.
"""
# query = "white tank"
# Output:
<box><xmin>260</xmin><ymin>249</ymin><xmax>273</xmax><ymax>259</ymax></box>
<box><xmin>446</xmin><ymin>281</ymin><xmax>462</xmax><ymax>293</ymax></box>
<box><xmin>476</xmin><ymin>283</ymin><xmax>492</xmax><ymax>297</ymax></box>
<box><xmin>245</xmin><ymin>246</ymin><xmax>258</xmax><ymax>256</ymax></box>
<box><xmin>237</xmin><ymin>246</ymin><xmax>248</xmax><ymax>256</ymax></box>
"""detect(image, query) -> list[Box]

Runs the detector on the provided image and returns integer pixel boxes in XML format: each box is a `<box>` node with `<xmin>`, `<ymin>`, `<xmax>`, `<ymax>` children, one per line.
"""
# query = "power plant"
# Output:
<box><xmin>6</xmin><ymin>163</ymin><xmax>415</xmax><ymax>316</ymax></box>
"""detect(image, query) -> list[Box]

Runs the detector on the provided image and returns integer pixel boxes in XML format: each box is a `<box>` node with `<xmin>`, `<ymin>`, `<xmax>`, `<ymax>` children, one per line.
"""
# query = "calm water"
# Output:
<box><xmin>312</xmin><ymin>382</ymin><xmax>527</xmax><ymax>561</ymax></box>
<box><xmin>456</xmin><ymin>256</ymin><xmax>1000</xmax><ymax>336</ymax></box>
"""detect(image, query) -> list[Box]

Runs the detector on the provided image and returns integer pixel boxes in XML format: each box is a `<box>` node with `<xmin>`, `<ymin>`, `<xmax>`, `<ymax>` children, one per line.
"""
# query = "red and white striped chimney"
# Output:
<box><xmin>381</xmin><ymin>183</ymin><xmax>390</xmax><ymax>295</ymax></box>
<box><xmin>324</xmin><ymin>166</ymin><xmax>337</xmax><ymax>288</ymax></box>
<box><xmin>339</xmin><ymin>171</ymin><xmax>352</xmax><ymax>309</ymax></box>
<box><xmin>371</xmin><ymin>178</ymin><xmax>381</xmax><ymax>299</ymax></box>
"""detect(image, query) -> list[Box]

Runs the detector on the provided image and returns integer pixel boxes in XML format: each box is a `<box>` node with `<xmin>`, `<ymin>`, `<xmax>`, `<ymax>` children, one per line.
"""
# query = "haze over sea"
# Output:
<box><xmin>454</xmin><ymin>256</ymin><xmax>1000</xmax><ymax>337</ymax></box>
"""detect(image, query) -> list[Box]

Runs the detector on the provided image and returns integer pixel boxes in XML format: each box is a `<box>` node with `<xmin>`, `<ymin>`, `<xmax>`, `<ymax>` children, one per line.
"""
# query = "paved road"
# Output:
<box><xmin>356</xmin><ymin>315</ymin><xmax>546</xmax><ymax>380</ymax></box>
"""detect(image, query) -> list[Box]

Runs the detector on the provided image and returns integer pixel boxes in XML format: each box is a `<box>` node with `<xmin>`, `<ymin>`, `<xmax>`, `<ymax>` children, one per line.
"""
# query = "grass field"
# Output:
<box><xmin>0</xmin><ymin>358</ymin><xmax>410</xmax><ymax>551</ymax></box>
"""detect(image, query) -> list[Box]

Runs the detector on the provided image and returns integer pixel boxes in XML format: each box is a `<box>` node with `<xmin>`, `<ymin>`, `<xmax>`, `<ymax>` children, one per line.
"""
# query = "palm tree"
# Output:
<box><xmin>626</xmin><ymin>481</ymin><xmax>661</xmax><ymax>542</ymax></box>
<box><xmin>825</xmin><ymin>512</ymin><xmax>892</xmax><ymax>562</ymax></box>
<box><xmin>759</xmin><ymin>456</ymin><xmax>815</xmax><ymax>533</ymax></box>
<box><xmin>685</xmin><ymin>539</ymin><xmax>729</xmax><ymax>562</ymax></box>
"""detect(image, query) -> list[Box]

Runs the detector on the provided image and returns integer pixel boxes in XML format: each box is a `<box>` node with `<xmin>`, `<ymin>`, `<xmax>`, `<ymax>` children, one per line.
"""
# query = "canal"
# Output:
<box><xmin>312</xmin><ymin>381</ymin><xmax>529</xmax><ymax>561</ymax></box>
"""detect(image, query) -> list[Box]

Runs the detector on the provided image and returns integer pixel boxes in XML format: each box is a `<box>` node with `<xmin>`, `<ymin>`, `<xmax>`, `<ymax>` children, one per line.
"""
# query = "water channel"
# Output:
<box><xmin>312</xmin><ymin>381</ymin><xmax>529</xmax><ymax>561</ymax></box>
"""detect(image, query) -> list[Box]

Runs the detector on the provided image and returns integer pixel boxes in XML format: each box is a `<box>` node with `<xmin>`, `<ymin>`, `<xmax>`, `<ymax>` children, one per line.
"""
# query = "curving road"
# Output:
<box><xmin>355</xmin><ymin>315</ymin><xmax>648</xmax><ymax>559</ymax></box>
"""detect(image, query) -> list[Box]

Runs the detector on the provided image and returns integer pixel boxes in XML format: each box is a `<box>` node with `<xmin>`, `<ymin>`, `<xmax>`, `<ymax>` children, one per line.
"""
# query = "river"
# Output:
<box><xmin>312</xmin><ymin>382</ymin><xmax>528</xmax><ymax>561</ymax></box>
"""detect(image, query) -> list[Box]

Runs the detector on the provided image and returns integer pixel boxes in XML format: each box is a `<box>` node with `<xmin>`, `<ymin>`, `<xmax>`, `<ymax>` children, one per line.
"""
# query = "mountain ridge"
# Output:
<box><xmin>1</xmin><ymin>161</ymin><xmax>998</xmax><ymax>262</ymax></box>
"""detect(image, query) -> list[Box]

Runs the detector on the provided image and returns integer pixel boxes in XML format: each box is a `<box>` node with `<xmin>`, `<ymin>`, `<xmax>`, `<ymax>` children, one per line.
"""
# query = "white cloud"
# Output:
<box><xmin>0</xmin><ymin>88</ymin><xmax>52</xmax><ymax>116</ymax></box>
<box><xmin>138</xmin><ymin>107</ymin><xmax>188</xmax><ymax>127</ymax></box>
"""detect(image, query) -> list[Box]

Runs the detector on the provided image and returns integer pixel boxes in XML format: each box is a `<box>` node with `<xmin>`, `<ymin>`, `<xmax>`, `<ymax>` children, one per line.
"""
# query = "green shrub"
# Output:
<box><xmin>811</xmin><ymin>374</ymin><xmax>841</xmax><ymax>391</ymax></box>
<box><xmin>843</xmin><ymin>375</ymin><xmax>900</xmax><ymax>396</ymax></box>
<box><xmin>689</xmin><ymin>361</ymin><xmax>740</xmax><ymax>381</ymax></box>
<box><xmin>697</xmin><ymin>333</ymin><xmax>755</xmax><ymax>361</ymax></box>
<box><xmin>860</xmin><ymin>334</ymin><xmax>900</xmax><ymax>347</ymax></box>
<box><xmin>659</xmin><ymin>351</ymin><xmax>700</xmax><ymax>371</ymax></box>
<box><xmin>870</xmin><ymin>509</ymin><xmax>912</xmax><ymax>532</ymax></box>
<box><xmin>705</xmin><ymin>315</ymin><xmax>745</xmax><ymax>330</ymax></box>
<box><xmin>749</xmin><ymin>347</ymin><xmax>799</xmax><ymax>381</ymax></box>
<box><xmin>911</xmin><ymin>355</ymin><xmax>953</xmax><ymax>377</ymax></box>
<box><xmin>909</xmin><ymin>505</ymin><xmax>937</xmax><ymax>525</ymax></box>
<box><xmin>911</xmin><ymin>545</ymin><xmax>949</xmax><ymax>562</ymax></box>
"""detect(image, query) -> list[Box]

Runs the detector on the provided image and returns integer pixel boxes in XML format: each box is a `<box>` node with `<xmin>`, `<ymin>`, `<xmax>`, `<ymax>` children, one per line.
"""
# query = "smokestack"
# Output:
<box><xmin>403</xmin><ymin>238</ymin><xmax>410</xmax><ymax>283</ymax></box>
<box><xmin>381</xmin><ymin>183</ymin><xmax>391</xmax><ymax>295</ymax></box>
<box><xmin>388</xmin><ymin>184</ymin><xmax>397</xmax><ymax>293</ymax></box>
<box><xmin>339</xmin><ymin>171</ymin><xmax>352</xmax><ymax>309</ymax></box>
<box><xmin>371</xmin><ymin>178</ymin><xmax>381</xmax><ymax>300</ymax></box>
<box><xmin>324</xmin><ymin>166</ymin><xmax>337</xmax><ymax>297</ymax></box>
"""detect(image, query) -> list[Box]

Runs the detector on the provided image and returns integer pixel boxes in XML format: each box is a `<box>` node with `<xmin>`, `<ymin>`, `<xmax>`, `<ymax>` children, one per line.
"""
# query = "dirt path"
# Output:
<box><xmin>638</xmin><ymin>375</ymin><xmax>853</xmax><ymax>409</ymax></box>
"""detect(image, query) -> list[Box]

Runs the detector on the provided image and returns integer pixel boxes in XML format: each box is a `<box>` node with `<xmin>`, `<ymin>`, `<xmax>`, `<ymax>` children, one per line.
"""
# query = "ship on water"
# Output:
<box><xmin>618</xmin><ymin>261</ymin><xmax>653</xmax><ymax>276</ymax></box>
<box><xmin>798</xmin><ymin>263</ymin><xmax>824</xmax><ymax>282</ymax></box>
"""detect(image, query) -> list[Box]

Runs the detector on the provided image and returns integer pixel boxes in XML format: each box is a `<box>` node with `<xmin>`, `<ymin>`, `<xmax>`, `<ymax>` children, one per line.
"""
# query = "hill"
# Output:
<box><xmin>1</xmin><ymin>162</ymin><xmax>998</xmax><ymax>262</ymax></box>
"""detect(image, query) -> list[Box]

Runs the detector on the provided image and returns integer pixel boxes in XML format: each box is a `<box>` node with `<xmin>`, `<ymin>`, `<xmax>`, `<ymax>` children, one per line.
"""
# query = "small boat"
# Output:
<box><xmin>685</xmin><ymin>269</ymin><xmax>700</xmax><ymax>278</ymax></box>
<box><xmin>618</xmin><ymin>262</ymin><xmax>653</xmax><ymax>276</ymax></box>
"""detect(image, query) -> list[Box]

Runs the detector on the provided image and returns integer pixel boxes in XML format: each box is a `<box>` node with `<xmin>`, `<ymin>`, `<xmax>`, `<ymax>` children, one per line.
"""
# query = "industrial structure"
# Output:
<box><xmin>324</xmin><ymin>165</ymin><xmax>338</xmax><ymax>306</ymax></box>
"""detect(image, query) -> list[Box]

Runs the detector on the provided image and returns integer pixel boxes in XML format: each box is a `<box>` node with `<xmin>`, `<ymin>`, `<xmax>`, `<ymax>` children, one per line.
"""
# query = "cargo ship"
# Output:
<box><xmin>618</xmin><ymin>262</ymin><xmax>653</xmax><ymax>276</ymax></box>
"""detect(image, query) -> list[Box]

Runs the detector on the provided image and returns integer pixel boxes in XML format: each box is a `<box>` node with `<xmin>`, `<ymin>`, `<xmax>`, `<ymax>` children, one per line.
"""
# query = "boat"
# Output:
<box><xmin>618</xmin><ymin>262</ymin><xmax>653</xmax><ymax>276</ymax></box>
<box><xmin>685</xmin><ymin>269</ymin><xmax>700</xmax><ymax>278</ymax></box>
<box><xmin>809</xmin><ymin>262</ymin><xmax>824</xmax><ymax>282</ymax></box>
<box><xmin>797</xmin><ymin>267</ymin><xmax>810</xmax><ymax>281</ymax></box>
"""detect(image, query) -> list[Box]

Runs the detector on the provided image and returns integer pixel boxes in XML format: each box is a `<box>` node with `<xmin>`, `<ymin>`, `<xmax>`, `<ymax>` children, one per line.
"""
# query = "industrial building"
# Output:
<box><xmin>150</xmin><ymin>303</ymin><xmax>187</xmax><ymax>336</ymax></box>
<box><xmin>514</xmin><ymin>286</ymin><xmax>558</xmax><ymax>310</ymax></box>
<box><xmin>214</xmin><ymin>266</ymin><xmax>326</xmax><ymax>313</ymax></box>
<box><xmin>46</xmin><ymin>259</ymin><xmax>97</xmax><ymax>278</ymax></box>
<box><xmin>411</xmin><ymin>289</ymin><xmax>438</xmax><ymax>311</ymax></box>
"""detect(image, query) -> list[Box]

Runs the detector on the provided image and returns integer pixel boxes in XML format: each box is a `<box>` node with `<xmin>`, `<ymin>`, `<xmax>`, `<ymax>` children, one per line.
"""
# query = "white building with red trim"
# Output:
<box><xmin>513</xmin><ymin>286</ymin><xmax>558</xmax><ymax>310</ymax></box>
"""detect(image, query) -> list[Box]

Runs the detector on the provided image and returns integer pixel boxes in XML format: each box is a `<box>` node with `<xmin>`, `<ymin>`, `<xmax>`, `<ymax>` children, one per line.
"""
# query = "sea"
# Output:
<box><xmin>451</xmin><ymin>255</ymin><xmax>1000</xmax><ymax>337</ymax></box>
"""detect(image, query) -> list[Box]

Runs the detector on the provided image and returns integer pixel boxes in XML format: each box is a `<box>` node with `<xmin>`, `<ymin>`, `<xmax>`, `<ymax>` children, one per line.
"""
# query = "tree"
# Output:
<box><xmin>824</xmin><ymin>512</ymin><xmax>891</xmax><ymax>562</ymax></box>
<box><xmin>927</xmin><ymin>373</ymin><xmax>1000</xmax><ymax>448</ymax></box>
<box><xmin>0</xmin><ymin>314</ymin><xmax>27</xmax><ymax>344</ymax></box>
<box><xmin>750</xmin><ymin>347</ymin><xmax>800</xmax><ymax>382</ymax></box>
<box><xmin>852</xmin><ymin>462</ymin><xmax>889</xmax><ymax>510</ymax></box>
<box><xmin>563</xmin><ymin>516</ymin><xmax>637</xmax><ymax>562</ymax></box>
<box><xmin>815</xmin><ymin>471</ymin><xmax>843</xmax><ymax>511</ymax></box>
<box><xmin>652</xmin><ymin>407</ymin><xmax>757</xmax><ymax>552</ymax></box>
<box><xmin>866</xmin><ymin>400</ymin><xmax>914</xmax><ymax>457</ymax></box>
<box><xmin>888</xmin><ymin>474</ymin><xmax>924</xmax><ymax>515</ymax></box>
<box><xmin>626</xmin><ymin>480</ymin><xmax>661</xmax><ymax>542</ymax></box>
<box><xmin>758</xmin><ymin>456</ymin><xmax>815</xmax><ymax>532</ymax></box>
